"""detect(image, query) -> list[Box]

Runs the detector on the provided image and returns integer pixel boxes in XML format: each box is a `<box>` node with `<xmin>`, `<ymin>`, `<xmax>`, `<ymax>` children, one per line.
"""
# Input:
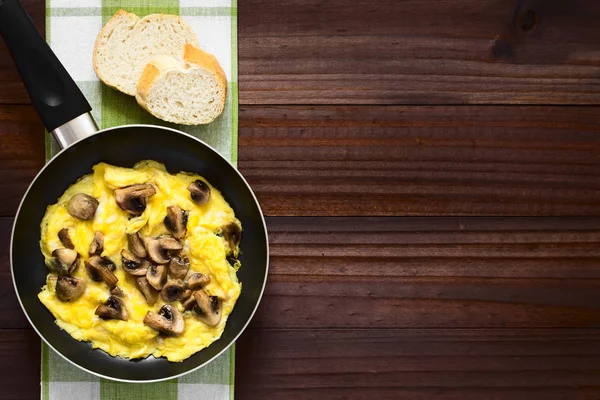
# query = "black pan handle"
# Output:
<box><xmin>0</xmin><ymin>0</ymin><xmax>92</xmax><ymax>132</ymax></box>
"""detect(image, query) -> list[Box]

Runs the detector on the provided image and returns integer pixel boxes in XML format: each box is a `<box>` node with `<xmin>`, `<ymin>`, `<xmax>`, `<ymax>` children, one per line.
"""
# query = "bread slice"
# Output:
<box><xmin>135</xmin><ymin>43</ymin><xmax>228</xmax><ymax>125</ymax></box>
<box><xmin>93</xmin><ymin>10</ymin><xmax>200</xmax><ymax>96</ymax></box>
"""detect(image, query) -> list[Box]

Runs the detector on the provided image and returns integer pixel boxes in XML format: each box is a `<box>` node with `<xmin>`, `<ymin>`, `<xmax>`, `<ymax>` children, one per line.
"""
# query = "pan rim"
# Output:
<box><xmin>10</xmin><ymin>123</ymin><xmax>270</xmax><ymax>383</ymax></box>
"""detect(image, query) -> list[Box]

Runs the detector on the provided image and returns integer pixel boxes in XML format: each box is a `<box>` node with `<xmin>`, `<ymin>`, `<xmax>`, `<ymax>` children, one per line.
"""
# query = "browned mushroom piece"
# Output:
<box><xmin>89</xmin><ymin>255</ymin><xmax>115</xmax><ymax>271</ymax></box>
<box><xmin>220</xmin><ymin>223</ymin><xmax>241</xmax><ymax>254</ymax></box>
<box><xmin>49</xmin><ymin>248</ymin><xmax>79</xmax><ymax>276</ymax></box>
<box><xmin>114</xmin><ymin>184</ymin><xmax>156</xmax><ymax>215</ymax></box>
<box><xmin>110</xmin><ymin>286</ymin><xmax>124</xmax><ymax>298</ymax></box>
<box><xmin>161</xmin><ymin>279</ymin><xmax>188</xmax><ymax>302</ymax></box>
<box><xmin>143</xmin><ymin>237</ymin><xmax>169</xmax><ymax>264</ymax></box>
<box><xmin>193</xmin><ymin>290</ymin><xmax>223</xmax><ymax>327</ymax></box>
<box><xmin>187</xmin><ymin>180</ymin><xmax>210</xmax><ymax>205</ymax></box>
<box><xmin>135</xmin><ymin>276</ymin><xmax>158</xmax><ymax>305</ymax></box>
<box><xmin>58</xmin><ymin>228</ymin><xmax>75</xmax><ymax>249</ymax></box>
<box><xmin>181</xmin><ymin>295</ymin><xmax>196</xmax><ymax>311</ymax></box>
<box><xmin>187</xmin><ymin>273</ymin><xmax>210</xmax><ymax>290</ymax></box>
<box><xmin>168</xmin><ymin>256</ymin><xmax>190</xmax><ymax>279</ymax></box>
<box><xmin>55</xmin><ymin>276</ymin><xmax>87</xmax><ymax>302</ymax></box>
<box><xmin>143</xmin><ymin>304</ymin><xmax>184</xmax><ymax>336</ymax></box>
<box><xmin>143</xmin><ymin>236</ymin><xmax>183</xmax><ymax>264</ymax></box>
<box><xmin>147</xmin><ymin>264</ymin><xmax>167</xmax><ymax>290</ymax></box>
<box><xmin>88</xmin><ymin>231</ymin><xmax>104</xmax><ymax>256</ymax></box>
<box><xmin>127</xmin><ymin>232</ymin><xmax>147</xmax><ymax>258</ymax></box>
<box><xmin>84</xmin><ymin>256</ymin><xmax>118</xmax><ymax>288</ymax></box>
<box><xmin>164</xmin><ymin>205</ymin><xmax>188</xmax><ymax>240</ymax></box>
<box><xmin>121</xmin><ymin>249</ymin><xmax>148</xmax><ymax>276</ymax></box>
<box><xmin>160</xmin><ymin>237</ymin><xmax>183</xmax><ymax>251</ymax></box>
<box><xmin>95</xmin><ymin>296</ymin><xmax>128</xmax><ymax>321</ymax></box>
<box><xmin>67</xmin><ymin>193</ymin><xmax>99</xmax><ymax>220</ymax></box>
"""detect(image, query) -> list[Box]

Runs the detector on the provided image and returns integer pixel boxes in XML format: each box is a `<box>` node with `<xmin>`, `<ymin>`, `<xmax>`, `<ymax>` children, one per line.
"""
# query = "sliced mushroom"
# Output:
<box><xmin>164</xmin><ymin>205</ymin><xmax>188</xmax><ymax>240</ymax></box>
<box><xmin>110</xmin><ymin>286</ymin><xmax>124</xmax><ymax>298</ymax></box>
<box><xmin>187</xmin><ymin>273</ymin><xmax>210</xmax><ymax>290</ymax></box>
<box><xmin>168</xmin><ymin>256</ymin><xmax>190</xmax><ymax>279</ymax></box>
<box><xmin>147</xmin><ymin>264</ymin><xmax>167</xmax><ymax>290</ymax></box>
<box><xmin>87</xmin><ymin>255</ymin><xmax>115</xmax><ymax>271</ymax></box>
<box><xmin>161</xmin><ymin>279</ymin><xmax>188</xmax><ymax>302</ymax></box>
<box><xmin>55</xmin><ymin>276</ymin><xmax>87</xmax><ymax>302</ymax></box>
<box><xmin>85</xmin><ymin>256</ymin><xmax>118</xmax><ymax>288</ymax></box>
<box><xmin>181</xmin><ymin>295</ymin><xmax>196</xmax><ymax>311</ymax></box>
<box><xmin>143</xmin><ymin>237</ymin><xmax>169</xmax><ymax>264</ymax></box>
<box><xmin>95</xmin><ymin>296</ymin><xmax>128</xmax><ymax>321</ymax></box>
<box><xmin>88</xmin><ymin>231</ymin><xmax>104</xmax><ymax>256</ymax></box>
<box><xmin>221</xmin><ymin>223</ymin><xmax>242</xmax><ymax>254</ymax></box>
<box><xmin>67</xmin><ymin>193</ymin><xmax>99</xmax><ymax>220</ymax></box>
<box><xmin>114</xmin><ymin>184</ymin><xmax>156</xmax><ymax>215</ymax></box>
<box><xmin>135</xmin><ymin>276</ymin><xmax>158</xmax><ymax>305</ymax></box>
<box><xmin>187</xmin><ymin>180</ymin><xmax>210</xmax><ymax>205</ymax></box>
<box><xmin>144</xmin><ymin>236</ymin><xmax>182</xmax><ymax>264</ymax></box>
<box><xmin>57</xmin><ymin>228</ymin><xmax>74</xmax><ymax>249</ymax></box>
<box><xmin>121</xmin><ymin>249</ymin><xmax>148</xmax><ymax>276</ymax></box>
<box><xmin>127</xmin><ymin>232</ymin><xmax>147</xmax><ymax>258</ymax></box>
<box><xmin>143</xmin><ymin>304</ymin><xmax>184</xmax><ymax>336</ymax></box>
<box><xmin>193</xmin><ymin>290</ymin><xmax>223</xmax><ymax>327</ymax></box>
<box><xmin>160</xmin><ymin>237</ymin><xmax>183</xmax><ymax>251</ymax></box>
<box><xmin>50</xmin><ymin>248</ymin><xmax>79</xmax><ymax>276</ymax></box>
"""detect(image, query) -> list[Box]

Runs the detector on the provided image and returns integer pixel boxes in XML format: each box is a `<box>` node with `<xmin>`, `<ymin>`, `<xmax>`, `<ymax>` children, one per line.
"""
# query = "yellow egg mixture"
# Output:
<box><xmin>38</xmin><ymin>160</ymin><xmax>241</xmax><ymax>362</ymax></box>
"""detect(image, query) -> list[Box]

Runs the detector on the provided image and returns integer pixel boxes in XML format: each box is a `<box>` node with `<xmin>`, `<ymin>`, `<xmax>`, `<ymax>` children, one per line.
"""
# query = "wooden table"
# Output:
<box><xmin>2</xmin><ymin>0</ymin><xmax>600</xmax><ymax>398</ymax></box>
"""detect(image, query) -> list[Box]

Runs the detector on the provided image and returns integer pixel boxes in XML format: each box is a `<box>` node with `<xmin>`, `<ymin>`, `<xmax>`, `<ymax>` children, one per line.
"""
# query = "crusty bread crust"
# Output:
<box><xmin>135</xmin><ymin>44</ymin><xmax>227</xmax><ymax>125</ymax></box>
<box><xmin>183</xmin><ymin>43</ymin><xmax>228</xmax><ymax>97</ymax></box>
<box><xmin>93</xmin><ymin>10</ymin><xmax>199</xmax><ymax>96</ymax></box>
<box><xmin>136</xmin><ymin>55</ymin><xmax>182</xmax><ymax>100</ymax></box>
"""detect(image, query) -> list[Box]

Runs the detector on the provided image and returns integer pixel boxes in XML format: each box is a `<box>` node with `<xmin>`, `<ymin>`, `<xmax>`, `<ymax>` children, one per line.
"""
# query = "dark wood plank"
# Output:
<box><xmin>249</xmin><ymin>216</ymin><xmax>600</xmax><ymax>329</ymax></box>
<box><xmin>236</xmin><ymin>328</ymin><xmax>600</xmax><ymax>400</ymax></box>
<box><xmin>0</xmin><ymin>106</ymin><xmax>45</xmax><ymax>217</ymax></box>
<box><xmin>3</xmin><ymin>0</ymin><xmax>600</xmax><ymax>105</ymax></box>
<box><xmin>239</xmin><ymin>0</ymin><xmax>600</xmax><ymax>105</ymax></box>
<box><xmin>2</xmin><ymin>327</ymin><xmax>600</xmax><ymax>399</ymax></box>
<box><xmin>4</xmin><ymin>105</ymin><xmax>599</xmax><ymax>217</ymax></box>
<box><xmin>0</xmin><ymin>330</ymin><xmax>40</xmax><ymax>400</ymax></box>
<box><xmin>3</xmin><ymin>216</ymin><xmax>600</xmax><ymax>329</ymax></box>
<box><xmin>238</xmin><ymin>105</ymin><xmax>600</xmax><ymax>216</ymax></box>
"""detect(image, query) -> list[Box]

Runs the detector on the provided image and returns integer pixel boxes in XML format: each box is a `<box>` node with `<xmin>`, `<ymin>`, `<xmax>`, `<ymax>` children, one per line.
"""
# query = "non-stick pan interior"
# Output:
<box><xmin>11</xmin><ymin>125</ymin><xmax>268</xmax><ymax>381</ymax></box>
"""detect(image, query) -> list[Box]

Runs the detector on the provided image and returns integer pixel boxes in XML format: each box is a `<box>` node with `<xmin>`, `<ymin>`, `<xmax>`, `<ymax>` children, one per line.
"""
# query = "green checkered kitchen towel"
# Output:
<box><xmin>42</xmin><ymin>0</ymin><xmax>238</xmax><ymax>398</ymax></box>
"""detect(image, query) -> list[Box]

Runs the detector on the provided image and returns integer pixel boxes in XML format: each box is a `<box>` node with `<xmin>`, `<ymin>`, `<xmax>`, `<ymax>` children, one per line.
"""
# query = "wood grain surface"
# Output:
<box><xmin>1</xmin><ymin>216</ymin><xmax>599</xmax><ymax>330</ymax></box>
<box><xmin>0</xmin><ymin>330</ymin><xmax>40</xmax><ymax>400</ymax></box>
<box><xmin>3</xmin><ymin>327</ymin><xmax>600</xmax><ymax>400</ymax></box>
<box><xmin>3</xmin><ymin>0</ymin><xmax>600</xmax><ymax>104</ymax></box>
<box><xmin>239</xmin><ymin>0</ymin><xmax>600</xmax><ymax>105</ymax></box>
<box><xmin>236</xmin><ymin>328</ymin><xmax>600</xmax><ymax>400</ymax></box>
<box><xmin>239</xmin><ymin>105</ymin><xmax>600</xmax><ymax>216</ymax></box>
<box><xmin>0</xmin><ymin>106</ymin><xmax>44</xmax><ymax>217</ymax></box>
<box><xmin>1</xmin><ymin>0</ymin><xmax>599</xmax><ymax>398</ymax></box>
<box><xmin>2</xmin><ymin>105</ymin><xmax>600</xmax><ymax>217</ymax></box>
<box><xmin>2</xmin><ymin>215</ymin><xmax>600</xmax><ymax>398</ymax></box>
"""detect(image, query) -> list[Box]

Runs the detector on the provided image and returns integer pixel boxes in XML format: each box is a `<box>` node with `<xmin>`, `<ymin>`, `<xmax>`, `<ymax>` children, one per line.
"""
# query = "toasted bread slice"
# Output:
<box><xmin>93</xmin><ymin>10</ymin><xmax>199</xmax><ymax>96</ymax></box>
<box><xmin>135</xmin><ymin>44</ymin><xmax>227</xmax><ymax>125</ymax></box>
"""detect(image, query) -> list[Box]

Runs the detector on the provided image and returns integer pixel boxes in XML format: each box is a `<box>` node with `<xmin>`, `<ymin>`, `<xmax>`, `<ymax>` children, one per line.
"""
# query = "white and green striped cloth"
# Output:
<box><xmin>42</xmin><ymin>0</ymin><xmax>238</xmax><ymax>398</ymax></box>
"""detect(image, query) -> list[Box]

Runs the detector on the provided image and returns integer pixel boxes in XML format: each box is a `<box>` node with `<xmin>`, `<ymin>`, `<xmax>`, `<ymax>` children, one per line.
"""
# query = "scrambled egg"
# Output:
<box><xmin>38</xmin><ymin>160</ymin><xmax>241</xmax><ymax>362</ymax></box>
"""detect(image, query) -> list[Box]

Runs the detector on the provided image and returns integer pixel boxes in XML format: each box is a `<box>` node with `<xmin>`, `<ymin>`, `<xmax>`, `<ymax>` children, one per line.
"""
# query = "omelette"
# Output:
<box><xmin>38</xmin><ymin>160</ymin><xmax>242</xmax><ymax>362</ymax></box>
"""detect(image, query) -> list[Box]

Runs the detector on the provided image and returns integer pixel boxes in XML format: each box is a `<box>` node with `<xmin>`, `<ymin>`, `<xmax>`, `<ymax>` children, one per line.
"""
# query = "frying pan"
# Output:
<box><xmin>1</xmin><ymin>0</ymin><xmax>268</xmax><ymax>382</ymax></box>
